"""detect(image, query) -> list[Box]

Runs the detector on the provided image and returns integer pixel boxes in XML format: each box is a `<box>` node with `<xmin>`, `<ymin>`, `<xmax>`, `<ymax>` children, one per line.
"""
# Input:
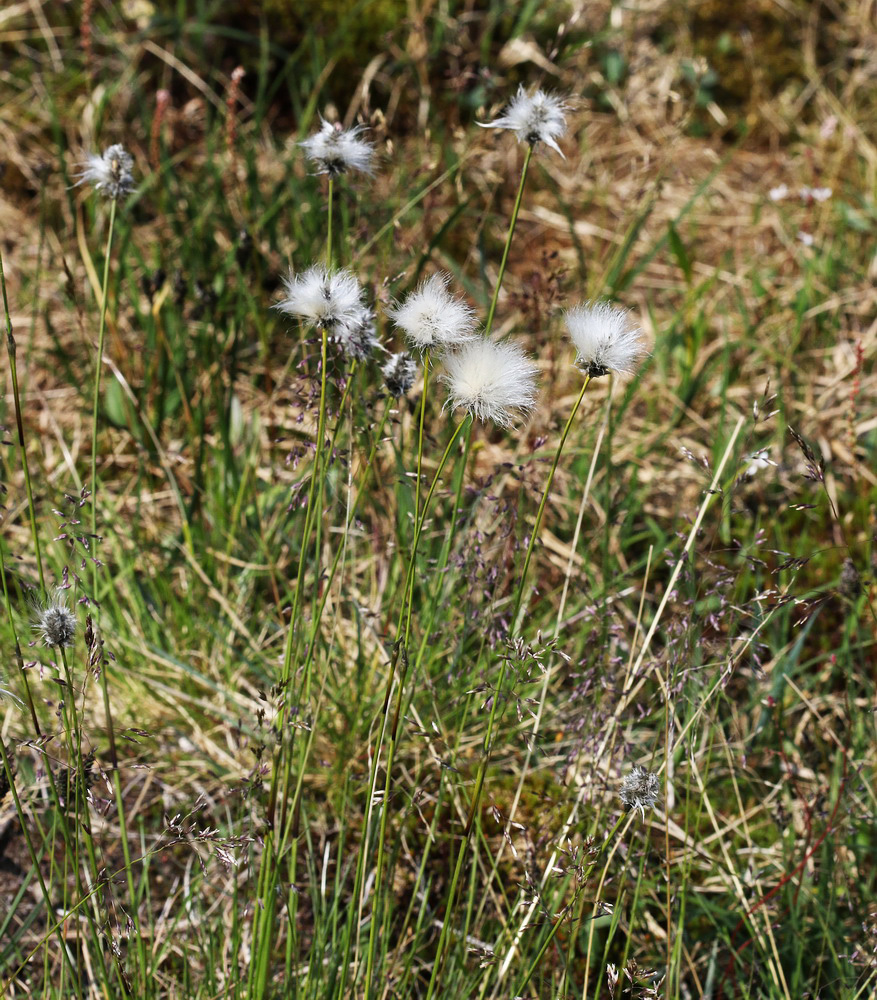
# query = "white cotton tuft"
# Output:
<box><xmin>300</xmin><ymin>119</ymin><xmax>374</xmax><ymax>177</ymax></box>
<box><xmin>388</xmin><ymin>273</ymin><xmax>478</xmax><ymax>352</ymax></box>
<box><xmin>441</xmin><ymin>338</ymin><xmax>539</xmax><ymax>427</ymax></box>
<box><xmin>564</xmin><ymin>301</ymin><xmax>647</xmax><ymax>378</ymax></box>
<box><xmin>478</xmin><ymin>87</ymin><xmax>569</xmax><ymax>156</ymax></box>
<box><xmin>275</xmin><ymin>265</ymin><xmax>366</xmax><ymax>331</ymax></box>
<box><xmin>75</xmin><ymin>144</ymin><xmax>135</xmax><ymax>200</ymax></box>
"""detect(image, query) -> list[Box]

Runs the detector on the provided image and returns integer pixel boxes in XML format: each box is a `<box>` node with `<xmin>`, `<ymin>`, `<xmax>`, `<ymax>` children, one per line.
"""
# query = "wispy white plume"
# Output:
<box><xmin>478</xmin><ymin>86</ymin><xmax>568</xmax><ymax>156</ymax></box>
<box><xmin>275</xmin><ymin>265</ymin><xmax>366</xmax><ymax>331</ymax></box>
<box><xmin>441</xmin><ymin>338</ymin><xmax>539</xmax><ymax>427</ymax></box>
<box><xmin>388</xmin><ymin>273</ymin><xmax>478</xmax><ymax>352</ymax></box>
<box><xmin>564</xmin><ymin>301</ymin><xmax>647</xmax><ymax>378</ymax></box>
<box><xmin>300</xmin><ymin>119</ymin><xmax>374</xmax><ymax>177</ymax></box>
<box><xmin>75</xmin><ymin>144</ymin><xmax>135</xmax><ymax>200</ymax></box>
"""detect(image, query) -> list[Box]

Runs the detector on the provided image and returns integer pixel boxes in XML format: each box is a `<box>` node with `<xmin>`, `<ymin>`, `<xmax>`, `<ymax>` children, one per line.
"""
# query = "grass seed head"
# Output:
<box><xmin>478</xmin><ymin>86</ymin><xmax>569</xmax><ymax>156</ymax></box>
<box><xmin>33</xmin><ymin>588</ymin><xmax>78</xmax><ymax>649</ymax></box>
<box><xmin>564</xmin><ymin>301</ymin><xmax>647</xmax><ymax>378</ymax></box>
<box><xmin>388</xmin><ymin>272</ymin><xmax>478</xmax><ymax>351</ymax></box>
<box><xmin>300</xmin><ymin>118</ymin><xmax>374</xmax><ymax>176</ymax></box>
<box><xmin>75</xmin><ymin>143</ymin><xmax>135</xmax><ymax>200</ymax></box>
<box><xmin>441</xmin><ymin>338</ymin><xmax>539</xmax><ymax>427</ymax></box>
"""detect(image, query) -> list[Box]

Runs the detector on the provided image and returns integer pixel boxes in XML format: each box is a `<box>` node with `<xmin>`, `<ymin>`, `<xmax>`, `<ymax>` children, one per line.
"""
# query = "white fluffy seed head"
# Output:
<box><xmin>75</xmin><ymin>144</ymin><xmax>135</xmax><ymax>200</ymax></box>
<box><xmin>300</xmin><ymin>119</ymin><xmax>374</xmax><ymax>177</ymax></box>
<box><xmin>619</xmin><ymin>764</ymin><xmax>660</xmax><ymax>820</ymax></box>
<box><xmin>564</xmin><ymin>301</ymin><xmax>647</xmax><ymax>378</ymax></box>
<box><xmin>32</xmin><ymin>589</ymin><xmax>78</xmax><ymax>649</ymax></box>
<box><xmin>441</xmin><ymin>338</ymin><xmax>539</xmax><ymax>427</ymax></box>
<box><xmin>388</xmin><ymin>273</ymin><xmax>478</xmax><ymax>351</ymax></box>
<box><xmin>275</xmin><ymin>265</ymin><xmax>366</xmax><ymax>331</ymax></box>
<box><xmin>478</xmin><ymin>86</ymin><xmax>569</xmax><ymax>156</ymax></box>
<box><xmin>382</xmin><ymin>352</ymin><xmax>417</xmax><ymax>397</ymax></box>
<box><xmin>334</xmin><ymin>308</ymin><xmax>379</xmax><ymax>360</ymax></box>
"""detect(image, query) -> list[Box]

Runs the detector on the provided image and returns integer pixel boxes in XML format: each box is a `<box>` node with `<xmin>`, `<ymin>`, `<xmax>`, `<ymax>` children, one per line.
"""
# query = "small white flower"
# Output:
<box><xmin>564</xmin><ymin>301</ymin><xmax>646</xmax><ymax>378</ymax></box>
<box><xmin>32</xmin><ymin>588</ymin><xmax>78</xmax><ymax>649</ymax></box>
<box><xmin>441</xmin><ymin>338</ymin><xmax>539</xmax><ymax>427</ymax></box>
<box><xmin>275</xmin><ymin>265</ymin><xmax>366</xmax><ymax>331</ymax></box>
<box><xmin>768</xmin><ymin>184</ymin><xmax>789</xmax><ymax>202</ymax></box>
<box><xmin>382</xmin><ymin>352</ymin><xmax>417</xmax><ymax>397</ymax></box>
<box><xmin>478</xmin><ymin>86</ymin><xmax>568</xmax><ymax>156</ymax></box>
<box><xmin>300</xmin><ymin>118</ymin><xmax>374</xmax><ymax>177</ymax></box>
<box><xmin>388</xmin><ymin>273</ymin><xmax>478</xmax><ymax>352</ymax></box>
<box><xmin>76</xmin><ymin>144</ymin><xmax>135</xmax><ymax>200</ymax></box>
<box><xmin>619</xmin><ymin>764</ymin><xmax>660</xmax><ymax>820</ymax></box>
<box><xmin>797</xmin><ymin>230</ymin><xmax>815</xmax><ymax>247</ymax></box>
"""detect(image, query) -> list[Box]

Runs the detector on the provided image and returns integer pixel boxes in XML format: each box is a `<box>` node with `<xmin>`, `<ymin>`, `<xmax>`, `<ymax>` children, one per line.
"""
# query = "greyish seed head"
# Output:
<box><xmin>619</xmin><ymin>764</ymin><xmax>660</xmax><ymax>819</ymax></box>
<box><xmin>33</xmin><ymin>589</ymin><xmax>78</xmax><ymax>648</ymax></box>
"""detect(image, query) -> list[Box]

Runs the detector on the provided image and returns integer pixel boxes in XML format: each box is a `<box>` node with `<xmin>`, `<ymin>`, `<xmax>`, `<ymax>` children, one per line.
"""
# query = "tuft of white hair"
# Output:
<box><xmin>441</xmin><ymin>338</ymin><xmax>539</xmax><ymax>427</ymax></box>
<box><xmin>388</xmin><ymin>273</ymin><xmax>478</xmax><ymax>352</ymax></box>
<box><xmin>564</xmin><ymin>301</ymin><xmax>647</xmax><ymax>378</ymax></box>
<box><xmin>275</xmin><ymin>265</ymin><xmax>365</xmax><ymax>331</ymax></box>
<box><xmin>478</xmin><ymin>86</ymin><xmax>568</xmax><ymax>156</ymax></box>
<box><xmin>75</xmin><ymin>144</ymin><xmax>135</xmax><ymax>200</ymax></box>
<box><xmin>300</xmin><ymin>119</ymin><xmax>374</xmax><ymax>177</ymax></box>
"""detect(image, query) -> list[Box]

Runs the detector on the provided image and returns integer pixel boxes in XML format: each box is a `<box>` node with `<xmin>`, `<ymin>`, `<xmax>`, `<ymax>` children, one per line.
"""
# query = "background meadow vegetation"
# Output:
<box><xmin>1</xmin><ymin>0</ymin><xmax>876</xmax><ymax>997</ymax></box>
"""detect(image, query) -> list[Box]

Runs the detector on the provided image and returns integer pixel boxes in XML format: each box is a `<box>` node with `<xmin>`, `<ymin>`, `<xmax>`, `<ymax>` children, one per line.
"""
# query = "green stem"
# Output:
<box><xmin>484</xmin><ymin>144</ymin><xmax>533</xmax><ymax>337</ymax></box>
<box><xmin>515</xmin><ymin>810</ymin><xmax>628</xmax><ymax>998</ymax></box>
<box><xmin>89</xmin><ymin>196</ymin><xmax>118</xmax><ymax>606</ymax></box>
<box><xmin>425</xmin><ymin>375</ymin><xmax>592</xmax><ymax>1000</ymax></box>
<box><xmin>0</xmin><ymin>247</ymin><xmax>46</xmax><ymax>596</ymax></box>
<box><xmin>327</xmin><ymin>177</ymin><xmax>334</xmax><ymax>266</ymax></box>
<box><xmin>509</xmin><ymin>374</ymin><xmax>591</xmax><ymax>631</ymax></box>
<box><xmin>363</xmin><ymin>415</ymin><xmax>469</xmax><ymax>1000</ymax></box>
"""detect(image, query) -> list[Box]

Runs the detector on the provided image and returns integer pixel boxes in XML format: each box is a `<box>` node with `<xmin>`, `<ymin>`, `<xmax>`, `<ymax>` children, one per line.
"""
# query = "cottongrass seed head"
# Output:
<box><xmin>442</xmin><ymin>338</ymin><xmax>539</xmax><ymax>427</ymax></box>
<box><xmin>275</xmin><ymin>265</ymin><xmax>366</xmax><ymax>331</ymax></box>
<box><xmin>33</xmin><ymin>588</ymin><xmax>78</xmax><ymax>649</ymax></box>
<box><xmin>300</xmin><ymin>118</ymin><xmax>374</xmax><ymax>177</ymax></box>
<box><xmin>565</xmin><ymin>301</ymin><xmax>647</xmax><ymax>378</ymax></box>
<box><xmin>388</xmin><ymin>272</ymin><xmax>478</xmax><ymax>352</ymax></box>
<box><xmin>335</xmin><ymin>308</ymin><xmax>379</xmax><ymax>361</ymax></box>
<box><xmin>479</xmin><ymin>86</ymin><xmax>569</xmax><ymax>156</ymax></box>
<box><xmin>76</xmin><ymin>144</ymin><xmax>135</xmax><ymax>200</ymax></box>
<box><xmin>619</xmin><ymin>764</ymin><xmax>660</xmax><ymax>820</ymax></box>
<box><xmin>382</xmin><ymin>352</ymin><xmax>417</xmax><ymax>397</ymax></box>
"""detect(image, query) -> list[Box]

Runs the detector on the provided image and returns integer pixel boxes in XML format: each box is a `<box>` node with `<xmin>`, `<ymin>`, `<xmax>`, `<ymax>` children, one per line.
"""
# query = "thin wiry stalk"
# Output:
<box><xmin>363</xmin><ymin>414</ymin><xmax>470</xmax><ymax>1000</ymax></box>
<box><xmin>484</xmin><ymin>143</ymin><xmax>532</xmax><ymax>336</ymax></box>
<box><xmin>89</xmin><ymin>195</ymin><xmax>117</xmax><ymax>605</ymax></box>
<box><xmin>0</xmin><ymin>247</ymin><xmax>46</xmax><ymax>596</ymax></box>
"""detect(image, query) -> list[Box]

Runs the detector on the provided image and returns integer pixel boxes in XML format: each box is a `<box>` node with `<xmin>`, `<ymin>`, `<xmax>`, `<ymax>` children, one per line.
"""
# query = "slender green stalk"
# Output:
<box><xmin>89</xmin><ymin>196</ymin><xmax>117</xmax><ymax>605</ymax></box>
<box><xmin>327</xmin><ymin>177</ymin><xmax>334</xmax><ymax>265</ymax></box>
<box><xmin>363</xmin><ymin>415</ymin><xmax>470</xmax><ymax>1000</ymax></box>
<box><xmin>425</xmin><ymin>375</ymin><xmax>592</xmax><ymax>1000</ymax></box>
<box><xmin>515</xmin><ymin>809</ymin><xmax>628</xmax><ymax>998</ymax></box>
<box><xmin>0</xmin><ymin>248</ymin><xmax>46</xmax><ymax>597</ymax></box>
<box><xmin>484</xmin><ymin>144</ymin><xmax>533</xmax><ymax>337</ymax></box>
<box><xmin>413</xmin><ymin>350</ymin><xmax>431</xmax><ymax>527</ymax></box>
